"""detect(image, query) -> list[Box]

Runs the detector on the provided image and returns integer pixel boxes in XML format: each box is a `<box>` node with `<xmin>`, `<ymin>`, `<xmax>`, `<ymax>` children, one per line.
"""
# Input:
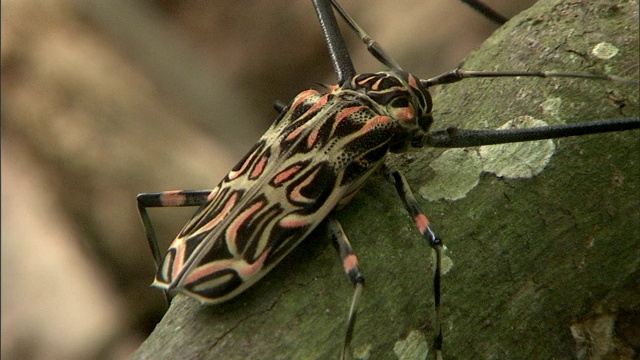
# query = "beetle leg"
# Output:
<box><xmin>383</xmin><ymin>165</ymin><xmax>444</xmax><ymax>360</ymax></box>
<box><xmin>137</xmin><ymin>190</ymin><xmax>213</xmax><ymax>303</ymax></box>
<box><xmin>326</xmin><ymin>217</ymin><xmax>364</xmax><ymax>360</ymax></box>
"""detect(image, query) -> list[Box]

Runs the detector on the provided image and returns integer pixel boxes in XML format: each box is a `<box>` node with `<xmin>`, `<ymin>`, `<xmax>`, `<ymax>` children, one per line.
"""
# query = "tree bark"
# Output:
<box><xmin>132</xmin><ymin>0</ymin><xmax>639</xmax><ymax>359</ymax></box>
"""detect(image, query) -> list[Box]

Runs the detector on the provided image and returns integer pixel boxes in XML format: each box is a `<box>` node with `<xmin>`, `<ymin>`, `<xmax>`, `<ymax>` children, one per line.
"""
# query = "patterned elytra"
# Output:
<box><xmin>152</xmin><ymin>71</ymin><xmax>433</xmax><ymax>303</ymax></box>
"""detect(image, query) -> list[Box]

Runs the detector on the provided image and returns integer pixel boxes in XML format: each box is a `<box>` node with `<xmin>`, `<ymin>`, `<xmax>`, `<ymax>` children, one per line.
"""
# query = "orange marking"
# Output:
<box><xmin>335</xmin><ymin>106</ymin><xmax>365</xmax><ymax>126</ymax></box>
<box><xmin>415</xmin><ymin>214</ymin><xmax>430</xmax><ymax>234</ymax></box>
<box><xmin>357</xmin><ymin>75</ymin><xmax>375</xmax><ymax>86</ymax></box>
<box><xmin>171</xmin><ymin>245</ymin><xmax>185</xmax><ymax>281</ymax></box>
<box><xmin>287</xmin><ymin>92</ymin><xmax>328</xmax><ymax>140</ymax></box>
<box><xmin>250</xmin><ymin>155</ymin><xmax>268</xmax><ymax>179</ymax></box>
<box><xmin>200</xmin><ymin>192</ymin><xmax>239</xmax><ymax>232</ymax></box>
<box><xmin>228</xmin><ymin>150</ymin><xmax>258</xmax><ymax>180</ymax></box>
<box><xmin>184</xmin><ymin>260</ymin><xmax>233</xmax><ymax>284</ymax></box>
<box><xmin>206</xmin><ymin>187</ymin><xmax>220</xmax><ymax>201</ymax></box>
<box><xmin>160</xmin><ymin>190</ymin><xmax>187</xmax><ymax>207</ymax></box>
<box><xmin>239</xmin><ymin>249</ymin><xmax>270</xmax><ymax>278</ymax></box>
<box><xmin>273</xmin><ymin>164</ymin><xmax>303</xmax><ymax>186</ymax></box>
<box><xmin>397</xmin><ymin>103</ymin><xmax>415</xmax><ymax>121</ymax></box>
<box><xmin>285</xmin><ymin>92</ymin><xmax>332</xmax><ymax>145</ymax></box>
<box><xmin>308</xmin><ymin>93</ymin><xmax>330</xmax><ymax>113</ymax></box>
<box><xmin>285</xmin><ymin>126</ymin><xmax>304</xmax><ymax>141</ymax></box>
<box><xmin>227</xmin><ymin>201</ymin><xmax>264</xmax><ymax>247</ymax></box>
<box><xmin>307</xmin><ymin>128</ymin><xmax>319</xmax><ymax>148</ymax></box>
<box><xmin>291</xmin><ymin>89</ymin><xmax>319</xmax><ymax>109</ymax></box>
<box><xmin>286</xmin><ymin>94</ymin><xmax>332</xmax><ymax>142</ymax></box>
<box><xmin>408</xmin><ymin>74</ymin><xmax>419</xmax><ymax>90</ymax></box>
<box><xmin>372</xmin><ymin>77</ymin><xmax>383</xmax><ymax>91</ymax></box>
<box><xmin>343</xmin><ymin>254</ymin><xmax>359</xmax><ymax>273</ymax></box>
<box><xmin>361</xmin><ymin>115</ymin><xmax>390</xmax><ymax>133</ymax></box>
<box><xmin>279</xmin><ymin>216</ymin><xmax>309</xmax><ymax>228</ymax></box>
<box><xmin>183</xmin><ymin>248</ymin><xmax>271</xmax><ymax>285</ymax></box>
<box><xmin>289</xmin><ymin>167</ymin><xmax>319</xmax><ymax>203</ymax></box>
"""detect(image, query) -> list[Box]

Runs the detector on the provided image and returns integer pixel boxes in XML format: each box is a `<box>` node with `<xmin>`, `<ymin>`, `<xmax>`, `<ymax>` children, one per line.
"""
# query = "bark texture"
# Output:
<box><xmin>132</xmin><ymin>0</ymin><xmax>639</xmax><ymax>359</ymax></box>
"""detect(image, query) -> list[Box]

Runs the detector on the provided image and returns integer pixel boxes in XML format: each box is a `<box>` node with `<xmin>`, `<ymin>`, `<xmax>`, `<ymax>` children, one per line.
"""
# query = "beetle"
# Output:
<box><xmin>132</xmin><ymin>1</ymin><xmax>636</xmax><ymax>358</ymax></box>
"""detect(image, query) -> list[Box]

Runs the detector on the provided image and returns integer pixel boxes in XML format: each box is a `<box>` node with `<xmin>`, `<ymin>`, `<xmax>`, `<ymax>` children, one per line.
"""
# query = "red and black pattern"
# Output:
<box><xmin>139</xmin><ymin>71</ymin><xmax>436</xmax><ymax>304</ymax></box>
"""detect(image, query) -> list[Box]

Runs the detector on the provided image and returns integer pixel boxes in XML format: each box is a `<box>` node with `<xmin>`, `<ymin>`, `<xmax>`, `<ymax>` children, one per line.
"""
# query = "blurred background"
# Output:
<box><xmin>1</xmin><ymin>0</ymin><xmax>537</xmax><ymax>359</ymax></box>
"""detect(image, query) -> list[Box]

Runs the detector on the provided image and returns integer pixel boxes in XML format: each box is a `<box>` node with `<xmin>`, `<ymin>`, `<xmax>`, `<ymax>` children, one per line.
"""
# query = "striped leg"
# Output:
<box><xmin>137</xmin><ymin>190</ymin><xmax>213</xmax><ymax>301</ymax></box>
<box><xmin>326</xmin><ymin>217</ymin><xmax>364</xmax><ymax>360</ymax></box>
<box><xmin>383</xmin><ymin>166</ymin><xmax>444</xmax><ymax>360</ymax></box>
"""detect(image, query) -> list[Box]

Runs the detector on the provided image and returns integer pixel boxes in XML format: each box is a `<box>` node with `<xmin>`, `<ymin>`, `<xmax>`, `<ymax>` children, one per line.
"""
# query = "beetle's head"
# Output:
<box><xmin>346</xmin><ymin>71</ymin><xmax>433</xmax><ymax>152</ymax></box>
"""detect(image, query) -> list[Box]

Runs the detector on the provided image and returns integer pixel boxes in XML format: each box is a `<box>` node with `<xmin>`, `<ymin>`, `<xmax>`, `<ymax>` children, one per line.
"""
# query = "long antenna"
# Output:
<box><xmin>424</xmin><ymin>69</ymin><xmax>640</xmax><ymax>87</ymax></box>
<box><xmin>318</xmin><ymin>0</ymin><xmax>640</xmax><ymax>146</ymax></box>
<box><xmin>459</xmin><ymin>0</ymin><xmax>509</xmax><ymax>25</ymax></box>
<box><xmin>425</xmin><ymin>118</ymin><xmax>640</xmax><ymax>148</ymax></box>
<box><xmin>328</xmin><ymin>0</ymin><xmax>403</xmax><ymax>70</ymax></box>
<box><xmin>312</xmin><ymin>0</ymin><xmax>356</xmax><ymax>83</ymax></box>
